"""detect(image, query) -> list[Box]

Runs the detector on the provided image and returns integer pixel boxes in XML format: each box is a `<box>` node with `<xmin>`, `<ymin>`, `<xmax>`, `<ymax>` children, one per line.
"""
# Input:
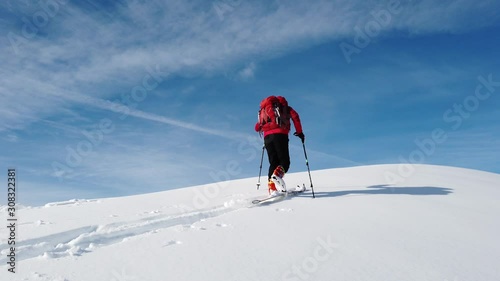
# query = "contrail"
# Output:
<box><xmin>63</xmin><ymin>92</ymin><xmax>248</xmax><ymax>140</ymax></box>
<box><xmin>58</xmin><ymin>92</ymin><xmax>362</xmax><ymax>166</ymax></box>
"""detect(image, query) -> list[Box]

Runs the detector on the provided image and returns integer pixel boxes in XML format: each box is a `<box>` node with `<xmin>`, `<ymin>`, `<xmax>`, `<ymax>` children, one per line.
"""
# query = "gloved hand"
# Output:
<box><xmin>294</xmin><ymin>132</ymin><xmax>305</xmax><ymax>143</ymax></box>
<box><xmin>255</xmin><ymin>123</ymin><xmax>261</xmax><ymax>132</ymax></box>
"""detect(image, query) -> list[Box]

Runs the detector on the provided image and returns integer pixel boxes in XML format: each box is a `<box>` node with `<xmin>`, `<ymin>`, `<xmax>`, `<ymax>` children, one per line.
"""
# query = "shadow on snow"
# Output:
<box><xmin>302</xmin><ymin>184</ymin><xmax>453</xmax><ymax>198</ymax></box>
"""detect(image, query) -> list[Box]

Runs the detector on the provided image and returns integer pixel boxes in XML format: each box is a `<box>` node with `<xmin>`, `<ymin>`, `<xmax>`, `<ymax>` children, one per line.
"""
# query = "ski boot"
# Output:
<box><xmin>270</xmin><ymin>165</ymin><xmax>286</xmax><ymax>193</ymax></box>
<box><xmin>268</xmin><ymin>180</ymin><xmax>279</xmax><ymax>196</ymax></box>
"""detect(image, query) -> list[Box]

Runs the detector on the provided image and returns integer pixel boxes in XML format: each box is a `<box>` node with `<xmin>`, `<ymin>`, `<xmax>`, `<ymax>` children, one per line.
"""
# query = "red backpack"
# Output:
<box><xmin>258</xmin><ymin>96</ymin><xmax>291</xmax><ymax>131</ymax></box>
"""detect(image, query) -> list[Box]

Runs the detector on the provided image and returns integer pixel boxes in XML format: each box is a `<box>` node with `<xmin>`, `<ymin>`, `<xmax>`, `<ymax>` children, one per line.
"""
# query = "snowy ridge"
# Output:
<box><xmin>0</xmin><ymin>164</ymin><xmax>499</xmax><ymax>281</ymax></box>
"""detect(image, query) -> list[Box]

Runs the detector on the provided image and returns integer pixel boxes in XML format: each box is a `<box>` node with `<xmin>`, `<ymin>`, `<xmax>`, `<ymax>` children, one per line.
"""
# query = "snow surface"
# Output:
<box><xmin>1</xmin><ymin>164</ymin><xmax>499</xmax><ymax>281</ymax></box>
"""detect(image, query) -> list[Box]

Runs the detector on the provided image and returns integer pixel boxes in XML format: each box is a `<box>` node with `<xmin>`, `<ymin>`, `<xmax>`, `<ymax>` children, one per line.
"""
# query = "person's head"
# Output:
<box><xmin>276</xmin><ymin>96</ymin><xmax>288</xmax><ymax>107</ymax></box>
<box><xmin>260</xmin><ymin>95</ymin><xmax>276</xmax><ymax>107</ymax></box>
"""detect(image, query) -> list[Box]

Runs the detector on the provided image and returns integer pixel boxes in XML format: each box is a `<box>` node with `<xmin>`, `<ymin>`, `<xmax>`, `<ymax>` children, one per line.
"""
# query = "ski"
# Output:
<box><xmin>252</xmin><ymin>185</ymin><xmax>307</xmax><ymax>205</ymax></box>
<box><xmin>252</xmin><ymin>193</ymin><xmax>286</xmax><ymax>204</ymax></box>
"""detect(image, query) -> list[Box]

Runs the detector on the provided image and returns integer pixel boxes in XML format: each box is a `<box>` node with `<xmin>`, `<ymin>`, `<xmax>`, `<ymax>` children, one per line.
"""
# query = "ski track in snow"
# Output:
<box><xmin>0</xmin><ymin>203</ymin><xmax>243</xmax><ymax>263</ymax></box>
<box><xmin>0</xmin><ymin>165</ymin><xmax>497</xmax><ymax>281</ymax></box>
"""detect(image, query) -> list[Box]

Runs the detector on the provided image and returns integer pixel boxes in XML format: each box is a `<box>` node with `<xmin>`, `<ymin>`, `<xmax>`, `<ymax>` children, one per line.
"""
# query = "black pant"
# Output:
<box><xmin>264</xmin><ymin>133</ymin><xmax>290</xmax><ymax>180</ymax></box>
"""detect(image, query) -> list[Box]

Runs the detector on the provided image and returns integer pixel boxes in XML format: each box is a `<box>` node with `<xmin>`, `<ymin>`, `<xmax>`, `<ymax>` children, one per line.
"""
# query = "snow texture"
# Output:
<box><xmin>0</xmin><ymin>164</ymin><xmax>499</xmax><ymax>281</ymax></box>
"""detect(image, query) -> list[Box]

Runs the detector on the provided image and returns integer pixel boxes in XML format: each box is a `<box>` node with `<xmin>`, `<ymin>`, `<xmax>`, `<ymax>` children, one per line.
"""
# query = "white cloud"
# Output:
<box><xmin>2</xmin><ymin>0</ymin><xmax>499</xmax><ymax>133</ymax></box>
<box><xmin>5</xmin><ymin>134</ymin><xmax>18</xmax><ymax>142</ymax></box>
<box><xmin>238</xmin><ymin>62</ymin><xmax>256</xmax><ymax>80</ymax></box>
<box><xmin>394</xmin><ymin>0</ymin><xmax>500</xmax><ymax>34</ymax></box>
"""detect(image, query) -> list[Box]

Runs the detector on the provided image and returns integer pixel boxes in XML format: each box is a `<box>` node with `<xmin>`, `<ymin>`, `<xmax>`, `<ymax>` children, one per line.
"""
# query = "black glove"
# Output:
<box><xmin>294</xmin><ymin>132</ymin><xmax>305</xmax><ymax>143</ymax></box>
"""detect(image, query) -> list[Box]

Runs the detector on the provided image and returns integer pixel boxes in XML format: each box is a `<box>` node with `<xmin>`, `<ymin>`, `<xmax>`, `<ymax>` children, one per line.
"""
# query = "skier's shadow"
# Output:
<box><xmin>309</xmin><ymin>184</ymin><xmax>453</xmax><ymax>198</ymax></box>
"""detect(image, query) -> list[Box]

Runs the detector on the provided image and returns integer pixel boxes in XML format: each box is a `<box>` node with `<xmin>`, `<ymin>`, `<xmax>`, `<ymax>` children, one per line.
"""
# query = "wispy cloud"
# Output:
<box><xmin>5</xmin><ymin>134</ymin><xmax>18</xmax><ymax>142</ymax></box>
<box><xmin>68</xmin><ymin>93</ymin><xmax>249</xmax><ymax>140</ymax></box>
<box><xmin>2</xmin><ymin>0</ymin><xmax>499</xmax><ymax>132</ymax></box>
<box><xmin>238</xmin><ymin>62</ymin><xmax>256</xmax><ymax>80</ymax></box>
<box><xmin>394</xmin><ymin>0</ymin><xmax>500</xmax><ymax>34</ymax></box>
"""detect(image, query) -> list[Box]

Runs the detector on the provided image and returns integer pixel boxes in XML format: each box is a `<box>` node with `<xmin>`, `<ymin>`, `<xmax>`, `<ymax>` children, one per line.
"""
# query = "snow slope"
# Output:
<box><xmin>1</xmin><ymin>164</ymin><xmax>499</xmax><ymax>281</ymax></box>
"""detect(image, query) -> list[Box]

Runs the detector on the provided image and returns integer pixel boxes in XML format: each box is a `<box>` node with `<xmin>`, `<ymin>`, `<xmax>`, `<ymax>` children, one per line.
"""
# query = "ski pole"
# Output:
<box><xmin>301</xmin><ymin>140</ymin><xmax>315</xmax><ymax>198</ymax></box>
<box><xmin>257</xmin><ymin>144</ymin><xmax>265</xmax><ymax>189</ymax></box>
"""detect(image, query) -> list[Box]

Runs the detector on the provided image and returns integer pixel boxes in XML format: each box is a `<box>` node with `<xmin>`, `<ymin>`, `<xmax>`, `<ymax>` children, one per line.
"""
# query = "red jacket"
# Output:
<box><xmin>255</xmin><ymin>106</ymin><xmax>303</xmax><ymax>137</ymax></box>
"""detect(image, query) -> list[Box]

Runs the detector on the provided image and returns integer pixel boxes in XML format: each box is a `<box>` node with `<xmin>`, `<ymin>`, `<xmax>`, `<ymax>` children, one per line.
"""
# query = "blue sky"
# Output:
<box><xmin>1</xmin><ymin>0</ymin><xmax>499</xmax><ymax>206</ymax></box>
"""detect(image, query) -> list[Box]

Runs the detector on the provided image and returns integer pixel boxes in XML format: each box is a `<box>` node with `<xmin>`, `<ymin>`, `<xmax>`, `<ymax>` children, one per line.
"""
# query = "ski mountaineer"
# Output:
<box><xmin>255</xmin><ymin>96</ymin><xmax>305</xmax><ymax>196</ymax></box>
